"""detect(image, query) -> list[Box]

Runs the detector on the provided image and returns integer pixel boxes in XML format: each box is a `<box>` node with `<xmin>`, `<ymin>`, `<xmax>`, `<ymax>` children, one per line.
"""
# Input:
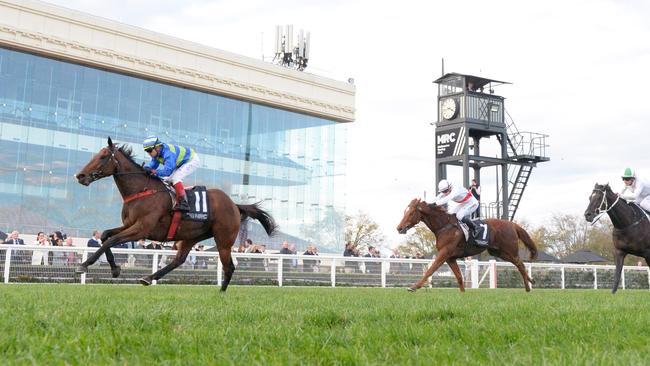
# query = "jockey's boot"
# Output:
<box><xmin>173</xmin><ymin>182</ymin><xmax>190</xmax><ymax>212</ymax></box>
<box><xmin>461</xmin><ymin>216</ymin><xmax>477</xmax><ymax>236</ymax></box>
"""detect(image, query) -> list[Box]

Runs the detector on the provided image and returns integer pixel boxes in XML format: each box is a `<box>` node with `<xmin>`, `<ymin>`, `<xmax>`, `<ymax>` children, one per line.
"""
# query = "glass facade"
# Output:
<box><xmin>0</xmin><ymin>47</ymin><xmax>347</xmax><ymax>252</ymax></box>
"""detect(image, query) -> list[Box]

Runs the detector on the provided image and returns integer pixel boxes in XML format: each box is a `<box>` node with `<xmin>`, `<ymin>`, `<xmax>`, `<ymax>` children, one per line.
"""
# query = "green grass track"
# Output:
<box><xmin>1</xmin><ymin>285</ymin><xmax>649</xmax><ymax>365</ymax></box>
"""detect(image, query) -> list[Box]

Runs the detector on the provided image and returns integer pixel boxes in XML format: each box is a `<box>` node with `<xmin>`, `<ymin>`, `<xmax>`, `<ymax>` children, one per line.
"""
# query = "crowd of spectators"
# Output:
<box><xmin>0</xmin><ymin>228</ymin><xmax>210</xmax><ymax>269</ymax></box>
<box><xmin>340</xmin><ymin>241</ymin><xmax>427</xmax><ymax>274</ymax></box>
<box><xmin>1</xmin><ymin>230</ymin><xmax>78</xmax><ymax>266</ymax></box>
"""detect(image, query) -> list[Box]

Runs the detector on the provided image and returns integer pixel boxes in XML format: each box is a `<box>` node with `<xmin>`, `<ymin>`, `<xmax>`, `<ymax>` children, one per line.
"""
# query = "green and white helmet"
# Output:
<box><xmin>622</xmin><ymin>167</ymin><xmax>636</xmax><ymax>179</ymax></box>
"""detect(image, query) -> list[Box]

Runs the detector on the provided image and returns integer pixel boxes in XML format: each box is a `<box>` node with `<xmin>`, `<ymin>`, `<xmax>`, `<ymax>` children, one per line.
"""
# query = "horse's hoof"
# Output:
<box><xmin>111</xmin><ymin>266</ymin><xmax>121</xmax><ymax>278</ymax></box>
<box><xmin>139</xmin><ymin>277</ymin><xmax>152</xmax><ymax>286</ymax></box>
<box><xmin>407</xmin><ymin>287</ymin><xmax>417</xmax><ymax>293</ymax></box>
<box><xmin>75</xmin><ymin>265</ymin><xmax>88</xmax><ymax>274</ymax></box>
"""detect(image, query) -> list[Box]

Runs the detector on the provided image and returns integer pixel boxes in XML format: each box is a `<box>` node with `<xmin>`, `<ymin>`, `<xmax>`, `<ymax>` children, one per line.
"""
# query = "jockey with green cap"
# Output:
<box><xmin>143</xmin><ymin>136</ymin><xmax>200</xmax><ymax>212</ymax></box>
<box><xmin>620</xmin><ymin>168</ymin><xmax>650</xmax><ymax>211</ymax></box>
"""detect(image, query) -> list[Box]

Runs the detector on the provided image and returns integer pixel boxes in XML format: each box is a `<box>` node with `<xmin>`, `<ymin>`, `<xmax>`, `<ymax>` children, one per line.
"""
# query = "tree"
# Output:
<box><xmin>396</xmin><ymin>224</ymin><xmax>436</xmax><ymax>257</ymax></box>
<box><xmin>545</xmin><ymin>213</ymin><xmax>590</xmax><ymax>258</ymax></box>
<box><xmin>515</xmin><ymin>219</ymin><xmax>552</xmax><ymax>253</ymax></box>
<box><xmin>344</xmin><ymin>211</ymin><xmax>385</xmax><ymax>252</ymax></box>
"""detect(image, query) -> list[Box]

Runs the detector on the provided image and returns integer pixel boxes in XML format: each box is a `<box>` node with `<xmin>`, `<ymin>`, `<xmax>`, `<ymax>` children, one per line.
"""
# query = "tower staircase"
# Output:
<box><xmin>494</xmin><ymin>110</ymin><xmax>549</xmax><ymax>220</ymax></box>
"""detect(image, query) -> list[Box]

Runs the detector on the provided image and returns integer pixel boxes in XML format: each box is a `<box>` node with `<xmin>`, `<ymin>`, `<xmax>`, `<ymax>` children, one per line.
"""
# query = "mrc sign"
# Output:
<box><xmin>435</xmin><ymin>127</ymin><xmax>466</xmax><ymax>158</ymax></box>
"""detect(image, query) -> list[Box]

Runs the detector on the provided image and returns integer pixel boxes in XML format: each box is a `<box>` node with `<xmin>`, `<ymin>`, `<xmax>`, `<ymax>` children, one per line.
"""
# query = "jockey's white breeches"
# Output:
<box><xmin>165</xmin><ymin>155</ymin><xmax>200</xmax><ymax>185</ymax></box>
<box><xmin>450</xmin><ymin>199</ymin><xmax>479</xmax><ymax>220</ymax></box>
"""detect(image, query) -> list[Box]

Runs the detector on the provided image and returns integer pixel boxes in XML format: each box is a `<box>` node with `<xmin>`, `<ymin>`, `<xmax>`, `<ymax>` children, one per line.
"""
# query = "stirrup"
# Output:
<box><xmin>174</xmin><ymin>198</ymin><xmax>190</xmax><ymax>212</ymax></box>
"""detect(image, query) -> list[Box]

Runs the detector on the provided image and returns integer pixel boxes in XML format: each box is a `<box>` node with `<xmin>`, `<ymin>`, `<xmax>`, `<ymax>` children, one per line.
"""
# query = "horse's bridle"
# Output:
<box><xmin>398</xmin><ymin>203</ymin><xmax>421</xmax><ymax>234</ymax></box>
<box><xmin>87</xmin><ymin>147</ymin><xmax>153</xmax><ymax>183</ymax></box>
<box><xmin>400</xmin><ymin>202</ymin><xmax>453</xmax><ymax>234</ymax></box>
<box><xmin>589</xmin><ymin>187</ymin><xmax>621</xmax><ymax>225</ymax></box>
<box><xmin>87</xmin><ymin>147</ymin><xmax>120</xmax><ymax>183</ymax></box>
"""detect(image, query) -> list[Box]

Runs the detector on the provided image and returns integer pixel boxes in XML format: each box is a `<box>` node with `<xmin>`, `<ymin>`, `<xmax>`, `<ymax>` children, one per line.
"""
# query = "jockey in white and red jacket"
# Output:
<box><xmin>433</xmin><ymin>179</ymin><xmax>480</xmax><ymax>232</ymax></box>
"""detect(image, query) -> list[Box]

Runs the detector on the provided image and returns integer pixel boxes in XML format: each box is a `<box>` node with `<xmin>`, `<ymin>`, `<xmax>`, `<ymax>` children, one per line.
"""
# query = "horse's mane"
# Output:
<box><xmin>628</xmin><ymin>202</ymin><xmax>646</xmax><ymax>218</ymax></box>
<box><xmin>425</xmin><ymin>201</ymin><xmax>448</xmax><ymax>213</ymax></box>
<box><xmin>419</xmin><ymin>200</ymin><xmax>453</xmax><ymax>218</ymax></box>
<box><xmin>116</xmin><ymin>144</ymin><xmax>161</xmax><ymax>181</ymax></box>
<box><xmin>432</xmin><ymin>204</ymin><xmax>447</xmax><ymax>212</ymax></box>
<box><xmin>117</xmin><ymin>144</ymin><xmax>145</xmax><ymax>171</ymax></box>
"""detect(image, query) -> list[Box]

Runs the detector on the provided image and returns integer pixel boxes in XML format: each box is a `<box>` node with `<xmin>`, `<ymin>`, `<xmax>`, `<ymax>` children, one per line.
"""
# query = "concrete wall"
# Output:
<box><xmin>0</xmin><ymin>0</ymin><xmax>355</xmax><ymax>122</ymax></box>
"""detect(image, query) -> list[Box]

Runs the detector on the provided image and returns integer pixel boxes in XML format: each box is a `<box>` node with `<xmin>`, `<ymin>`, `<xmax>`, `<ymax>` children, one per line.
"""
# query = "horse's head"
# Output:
<box><xmin>584</xmin><ymin>183</ymin><xmax>614</xmax><ymax>222</ymax></box>
<box><xmin>75</xmin><ymin>137</ymin><xmax>120</xmax><ymax>186</ymax></box>
<box><xmin>396</xmin><ymin>198</ymin><xmax>429</xmax><ymax>234</ymax></box>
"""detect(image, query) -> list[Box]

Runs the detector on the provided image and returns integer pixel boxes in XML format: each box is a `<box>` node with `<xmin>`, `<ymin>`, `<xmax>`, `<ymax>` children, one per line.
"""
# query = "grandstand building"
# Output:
<box><xmin>0</xmin><ymin>0</ymin><xmax>355</xmax><ymax>251</ymax></box>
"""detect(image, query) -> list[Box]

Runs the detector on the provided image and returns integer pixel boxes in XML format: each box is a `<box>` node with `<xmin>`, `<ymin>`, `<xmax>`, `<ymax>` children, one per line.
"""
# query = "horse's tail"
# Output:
<box><xmin>515</xmin><ymin>223</ymin><xmax>537</xmax><ymax>260</ymax></box>
<box><xmin>237</xmin><ymin>202</ymin><xmax>278</xmax><ymax>236</ymax></box>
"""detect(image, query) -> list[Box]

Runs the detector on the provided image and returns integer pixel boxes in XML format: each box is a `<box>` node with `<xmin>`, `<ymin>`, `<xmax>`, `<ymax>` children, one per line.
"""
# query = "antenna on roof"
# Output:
<box><xmin>273</xmin><ymin>24</ymin><xmax>310</xmax><ymax>71</ymax></box>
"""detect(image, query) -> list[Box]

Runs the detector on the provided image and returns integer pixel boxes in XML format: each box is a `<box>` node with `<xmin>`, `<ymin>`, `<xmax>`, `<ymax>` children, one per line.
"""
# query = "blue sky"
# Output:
<box><xmin>46</xmin><ymin>0</ymin><xmax>650</xmax><ymax>246</ymax></box>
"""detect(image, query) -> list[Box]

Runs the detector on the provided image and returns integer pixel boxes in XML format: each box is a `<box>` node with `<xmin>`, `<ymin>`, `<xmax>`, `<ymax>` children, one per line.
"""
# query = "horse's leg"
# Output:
<box><xmin>408</xmin><ymin>252</ymin><xmax>449</xmax><ymax>292</ymax></box>
<box><xmin>76</xmin><ymin>224</ymin><xmax>144</xmax><ymax>274</ymax></box>
<box><xmin>102</xmin><ymin>248</ymin><xmax>121</xmax><ymax>278</ymax></box>
<box><xmin>100</xmin><ymin>227</ymin><xmax>124</xmax><ymax>242</ymax></box>
<box><xmin>99</xmin><ymin>227</ymin><xmax>125</xmax><ymax>277</ymax></box>
<box><xmin>211</xmin><ymin>212</ymin><xmax>239</xmax><ymax>292</ymax></box>
<box><xmin>217</xmin><ymin>246</ymin><xmax>236</xmax><ymax>292</ymax></box>
<box><xmin>612</xmin><ymin>248</ymin><xmax>626</xmax><ymax>294</ymax></box>
<box><xmin>507</xmin><ymin>257</ymin><xmax>532</xmax><ymax>292</ymax></box>
<box><xmin>447</xmin><ymin>259</ymin><xmax>465</xmax><ymax>292</ymax></box>
<box><xmin>139</xmin><ymin>240</ymin><xmax>196</xmax><ymax>286</ymax></box>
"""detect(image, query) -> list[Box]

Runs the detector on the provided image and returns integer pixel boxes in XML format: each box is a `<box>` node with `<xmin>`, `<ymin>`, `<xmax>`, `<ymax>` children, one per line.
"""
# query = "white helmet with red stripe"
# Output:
<box><xmin>438</xmin><ymin>179</ymin><xmax>452</xmax><ymax>193</ymax></box>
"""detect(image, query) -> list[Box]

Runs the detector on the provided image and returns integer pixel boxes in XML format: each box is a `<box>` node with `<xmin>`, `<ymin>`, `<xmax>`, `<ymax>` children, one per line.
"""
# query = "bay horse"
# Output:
<box><xmin>396</xmin><ymin>198</ymin><xmax>537</xmax><ymax>292</ymax></box>
<box><xmin>74</xmin><ymin>137</ymin><xmax>277</xmax><ymax>291</ymax></box>
<box><xmin>584</xmin><ymin>183</ymin><xmax>650</xmax><ymax>293</ymax></box>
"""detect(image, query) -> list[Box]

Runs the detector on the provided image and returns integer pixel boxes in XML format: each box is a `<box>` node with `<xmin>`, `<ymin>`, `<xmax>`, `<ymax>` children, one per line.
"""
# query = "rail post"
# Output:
<box><xmin>80</xmin><ymin>250</ymin><xmax>88</xmax><ymax>285</ymax></box>
<box><xmin>151</xmin><ymin>252</ymin><xmax>159</xmax><ymax>285</ymax></box>
<box><xmin>3</xmin><ymin>248</ymin><xmax>11</xmax><ymax>284</ymax></box>
<box><xmin>489</xmin><ymin>260</ymin><xmax>497</xmax><ymax>289</ymax></box>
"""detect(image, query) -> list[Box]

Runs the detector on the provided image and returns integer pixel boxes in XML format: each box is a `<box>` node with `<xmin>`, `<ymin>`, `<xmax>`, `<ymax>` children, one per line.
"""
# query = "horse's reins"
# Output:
<box><xmin>90</xmin><ymin>147</ymin><xmax>165</xmax><ymax>201</ymax></box>
<box><xmin>415</xmin><ymin>203</ymin><xmax>455</xmax><ymax>236</ymax></box>
<box><xmin>589</xmin><ymin>188</ymin><xmax>621</xmax><ymax>225</ymax></box>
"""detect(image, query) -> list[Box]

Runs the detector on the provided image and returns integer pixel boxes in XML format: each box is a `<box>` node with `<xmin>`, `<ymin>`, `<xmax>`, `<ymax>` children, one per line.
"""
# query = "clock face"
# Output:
<box><xmin>441</xmin><ymin>98</ymin><xmax>457</xmax><ymax>120</ymax></box>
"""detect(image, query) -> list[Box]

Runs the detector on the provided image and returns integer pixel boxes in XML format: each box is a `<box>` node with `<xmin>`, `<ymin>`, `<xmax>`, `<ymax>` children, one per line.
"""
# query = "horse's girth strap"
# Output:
<box><xmin>167</xmin><ymin>211</ymin><xmax>182</xmax><ymax>241</ymax></box>
<box><xmin>123</xmin><ymin>190</ymin><xmax>157</xmax><ymax>203</ymax></box>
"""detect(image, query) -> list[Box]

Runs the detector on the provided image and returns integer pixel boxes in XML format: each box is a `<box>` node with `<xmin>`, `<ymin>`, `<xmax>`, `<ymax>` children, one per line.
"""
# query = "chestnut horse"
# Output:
<box><xmin>584</xmin><ymin>183</ymin><xmax>650</xmax><ymax>293</ymax></box>
<box><xmin>74</xmin><ymin>137</ymin><xmax>277</xmax><ymax>291</ymax></box>
<box><xmin>396</xmin><ymin>198</ymin><xmax>537</xmax><ymax>292</ymax></box>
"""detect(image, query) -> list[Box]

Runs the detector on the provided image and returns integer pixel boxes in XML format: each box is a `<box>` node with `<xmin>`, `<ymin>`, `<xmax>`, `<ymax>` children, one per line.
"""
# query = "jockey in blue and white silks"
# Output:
<box><xmin>143</xmin><ymin>136</ymin><xmax>200</xmax><ymax>212</ymax></box>
<box><xmin>433</xmin><ymin>179</ymin><xmax>480</xmax><ymax>233</ymax></box>
<box><xmin>620</xmin><ymin>167</ymin><xmax>650</xmax><ymax>211</ymax></box>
